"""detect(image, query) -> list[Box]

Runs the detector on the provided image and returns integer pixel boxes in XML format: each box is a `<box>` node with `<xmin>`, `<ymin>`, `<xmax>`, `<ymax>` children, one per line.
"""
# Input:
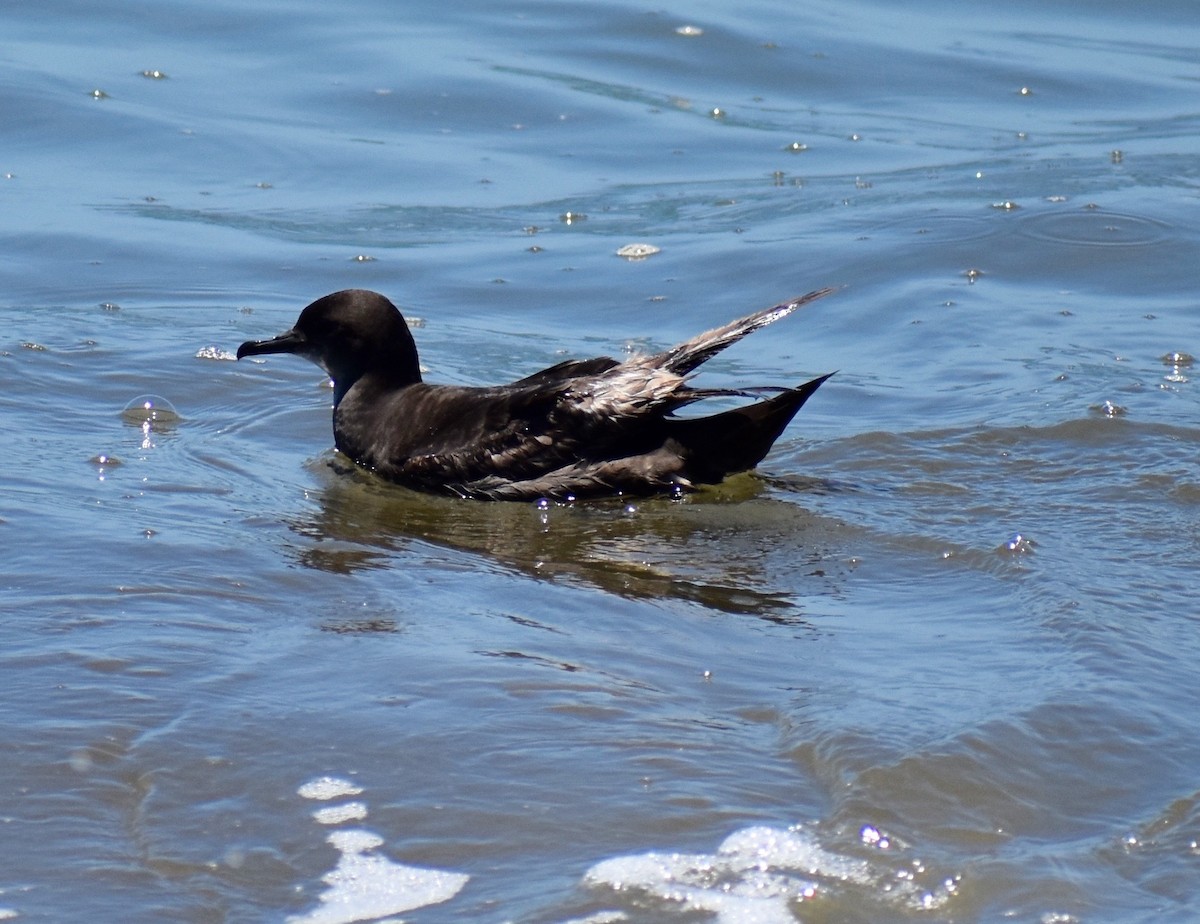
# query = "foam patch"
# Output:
<box><xmin>288</xmin><ymin>776</ymin><xmax>469</xmax><ymax>924</ymax></box>
<box><xmin>584</xmin><ymin>823</ymin><xmax>958</xmax><ymax>922</ymax></box>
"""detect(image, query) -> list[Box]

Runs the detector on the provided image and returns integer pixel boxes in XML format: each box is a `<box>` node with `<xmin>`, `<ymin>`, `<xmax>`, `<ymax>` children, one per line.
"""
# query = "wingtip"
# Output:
<box><xmin>771</xmin><ymin>286</ymin><xmax>840</xmax><ymax>320</ymax></box>
<box><xmin>803</xmin><ymin>370</ymin><xmax>837</xmax><ymax>390</ymax></box>
<box><xmin>786</xmin><ymin>285</ymin><xmax>840</xmax><ymax>308</ymax></box>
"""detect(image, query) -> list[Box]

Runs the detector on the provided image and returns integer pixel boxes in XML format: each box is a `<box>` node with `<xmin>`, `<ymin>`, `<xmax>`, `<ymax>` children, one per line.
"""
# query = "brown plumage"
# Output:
<box><xmin>237</xmin><ymin>288</ymin><xmax>835</xmax><ymax>500</ymax></box>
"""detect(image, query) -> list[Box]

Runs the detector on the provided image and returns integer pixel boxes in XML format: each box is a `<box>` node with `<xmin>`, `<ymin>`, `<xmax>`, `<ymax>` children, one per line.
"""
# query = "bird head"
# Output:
<box><xmin>237</xmin><ymin>289</ymin><xmax>422</xmax><ymax>402</ymax></box>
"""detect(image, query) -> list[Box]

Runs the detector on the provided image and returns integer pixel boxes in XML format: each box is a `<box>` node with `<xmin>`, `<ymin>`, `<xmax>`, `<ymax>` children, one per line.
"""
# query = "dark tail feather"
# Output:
<box><xmin>655</xmin><ymin>288</ymin><xmax>837</xmax><ymax>376</ymax></box>
<box><xmin>669</xmin><ymin>372</ymin><xmax>834</xmax><ymax>483</ymax></box>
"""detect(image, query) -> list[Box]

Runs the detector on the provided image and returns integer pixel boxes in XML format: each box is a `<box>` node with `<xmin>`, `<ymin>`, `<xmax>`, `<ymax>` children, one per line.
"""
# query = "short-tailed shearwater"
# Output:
<box><xmin>237</xmin><ymin>288</ymin><xmax>834</xmax><ymax>500</ymax></box>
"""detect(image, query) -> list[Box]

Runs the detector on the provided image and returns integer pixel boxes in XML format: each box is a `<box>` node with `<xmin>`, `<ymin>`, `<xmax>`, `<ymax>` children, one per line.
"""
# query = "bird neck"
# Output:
<box><xmin>331</xmin><ymin>363</ymin><xmax>420</xmax><ymax>409</ymax></box>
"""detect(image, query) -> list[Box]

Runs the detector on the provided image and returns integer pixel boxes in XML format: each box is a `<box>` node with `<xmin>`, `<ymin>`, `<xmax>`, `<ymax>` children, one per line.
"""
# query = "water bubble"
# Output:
<box><xmin>999</xmin><ymin>533</ymin><xmax>1036</xmax><ymax>554</ymax></box>
<box><xmin>122</xmin><ymin>396</ymin><xmax>180</xmax><ymax>449</ymax></box>
<box><xmin>616</xmin><ymin>242</ymin><xmax>661</xmax><ymax>260</ymax></box>
<box><xmin>121</xmin><ymin>395</ymin><xmax>180</xmax><ymax>425</ymax></box>
<box><xmin>1091</xmin><ymin>400</ymin><xmax>1126</xmax><ymax>418</ymax></box>
<box><xmin>90</xmin><ymin>453</ymin><xmax>121</xmax><ymax>481</ymax></box>
<box><xmin>1161</xmin><ymin>352</ymin><xmax>1193</xmax><ymax>384</ymax></box>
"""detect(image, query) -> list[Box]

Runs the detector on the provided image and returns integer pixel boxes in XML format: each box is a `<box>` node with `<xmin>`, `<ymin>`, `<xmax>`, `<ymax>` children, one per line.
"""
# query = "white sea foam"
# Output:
<box><xmin>287</xmin><ymin>829</ymin><xmax>469</xmax><ymax>924</ymax></box>
<box><xmin>312</xmin><ymin>801</ymin><xmax>368</xmax><ymax>825</ymax></box>
<box><xmin>194</xmin><ymin>345</ymin><xmax>238</xmax><ymax>361</ymax></box>
<box><xmin>297</xmin><ymin>776</ymin><xmax>364</xmax><ymax>801</ymax></box>
<box><xmin>290</xmin><ymin>777</ymin><xmax>469</xmax><ymax>924</ymax></box>
<box><xmin>584</xmin><ymin>823</ymin><xmax>958</xmax><ymax>922</ymax></box>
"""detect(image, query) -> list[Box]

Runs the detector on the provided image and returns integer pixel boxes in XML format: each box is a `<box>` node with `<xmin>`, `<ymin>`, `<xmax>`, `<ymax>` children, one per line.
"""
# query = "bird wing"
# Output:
<box><xmin>651</xmin><ymin>287</ymin><xmax>836</xmax><ymax>375</ymax></box>
<box><xmin>359</xmin><ymin>359</ymin><xmax>690</xmax><ymax>493</ymax></box>
<box><xmin>509</xmin><ymin>355</ymin><xmax>621</xmax><ymax>387</ymax></box>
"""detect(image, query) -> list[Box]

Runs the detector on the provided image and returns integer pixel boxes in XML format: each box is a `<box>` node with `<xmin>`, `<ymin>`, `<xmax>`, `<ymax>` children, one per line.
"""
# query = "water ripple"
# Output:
<box><xmin>1019</xmin><ymin>208</ymin><xmax>1171</xmax><ymax>247</ymax></box>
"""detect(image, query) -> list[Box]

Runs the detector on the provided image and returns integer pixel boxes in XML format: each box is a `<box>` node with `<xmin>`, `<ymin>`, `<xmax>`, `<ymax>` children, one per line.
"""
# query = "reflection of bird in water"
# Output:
<box><xmin>291</xmin><ymin>457</ymin><xmax>838</xmax><ymax>624</ymax></box>
<box><xmin>238</xmin><ymin>288</ymin><xmax>834</xmax><ymax>500</ymax></box>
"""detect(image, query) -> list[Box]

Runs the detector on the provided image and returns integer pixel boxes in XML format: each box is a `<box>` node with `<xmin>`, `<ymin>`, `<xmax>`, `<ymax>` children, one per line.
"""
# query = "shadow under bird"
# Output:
<box><xmin>236</xmin><ymin>288</ymin><xmax>835</xmax><ymax>501</ymax></box>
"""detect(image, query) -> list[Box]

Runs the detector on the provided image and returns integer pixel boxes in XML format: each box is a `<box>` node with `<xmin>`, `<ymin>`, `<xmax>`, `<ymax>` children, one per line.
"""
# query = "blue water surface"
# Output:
<box><xmin>3</xmin><ymin>1</ymin><xmax>1200</xmax><ymax>922</ymax></box>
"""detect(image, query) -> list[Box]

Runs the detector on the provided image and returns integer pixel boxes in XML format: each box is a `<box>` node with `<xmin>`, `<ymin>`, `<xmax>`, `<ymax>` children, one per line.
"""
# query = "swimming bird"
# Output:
<box><xmin>237</xmin><ymin>288</ymin><xmax>835</xmax><ymax>500</ymax></box>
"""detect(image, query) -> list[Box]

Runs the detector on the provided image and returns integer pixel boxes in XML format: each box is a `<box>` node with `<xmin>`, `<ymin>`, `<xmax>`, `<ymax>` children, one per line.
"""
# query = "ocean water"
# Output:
<box><xmin>2</xmin><ymin>1</ymin><xmax>1199</xmax><ymax>922</ymax></box>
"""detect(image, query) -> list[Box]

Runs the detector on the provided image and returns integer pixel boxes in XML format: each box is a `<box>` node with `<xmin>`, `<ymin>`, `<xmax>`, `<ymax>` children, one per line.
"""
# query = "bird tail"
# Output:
<box><xmin>653</xmin><ymin>288</ymin><xmax>837</xmax><ymax>376</ymax></box>
<box><xmin>667</xmin><ymin>372</ymin><xmax>834</xmax><ymax>483</ymax></box>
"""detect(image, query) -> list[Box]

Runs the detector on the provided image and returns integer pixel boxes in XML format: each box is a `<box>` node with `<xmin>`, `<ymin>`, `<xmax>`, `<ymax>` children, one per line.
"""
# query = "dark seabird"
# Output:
<box><xmin>237</xmin><ymin>288</ymin><xmax>835</xmax><ymax>500</ymax></box>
